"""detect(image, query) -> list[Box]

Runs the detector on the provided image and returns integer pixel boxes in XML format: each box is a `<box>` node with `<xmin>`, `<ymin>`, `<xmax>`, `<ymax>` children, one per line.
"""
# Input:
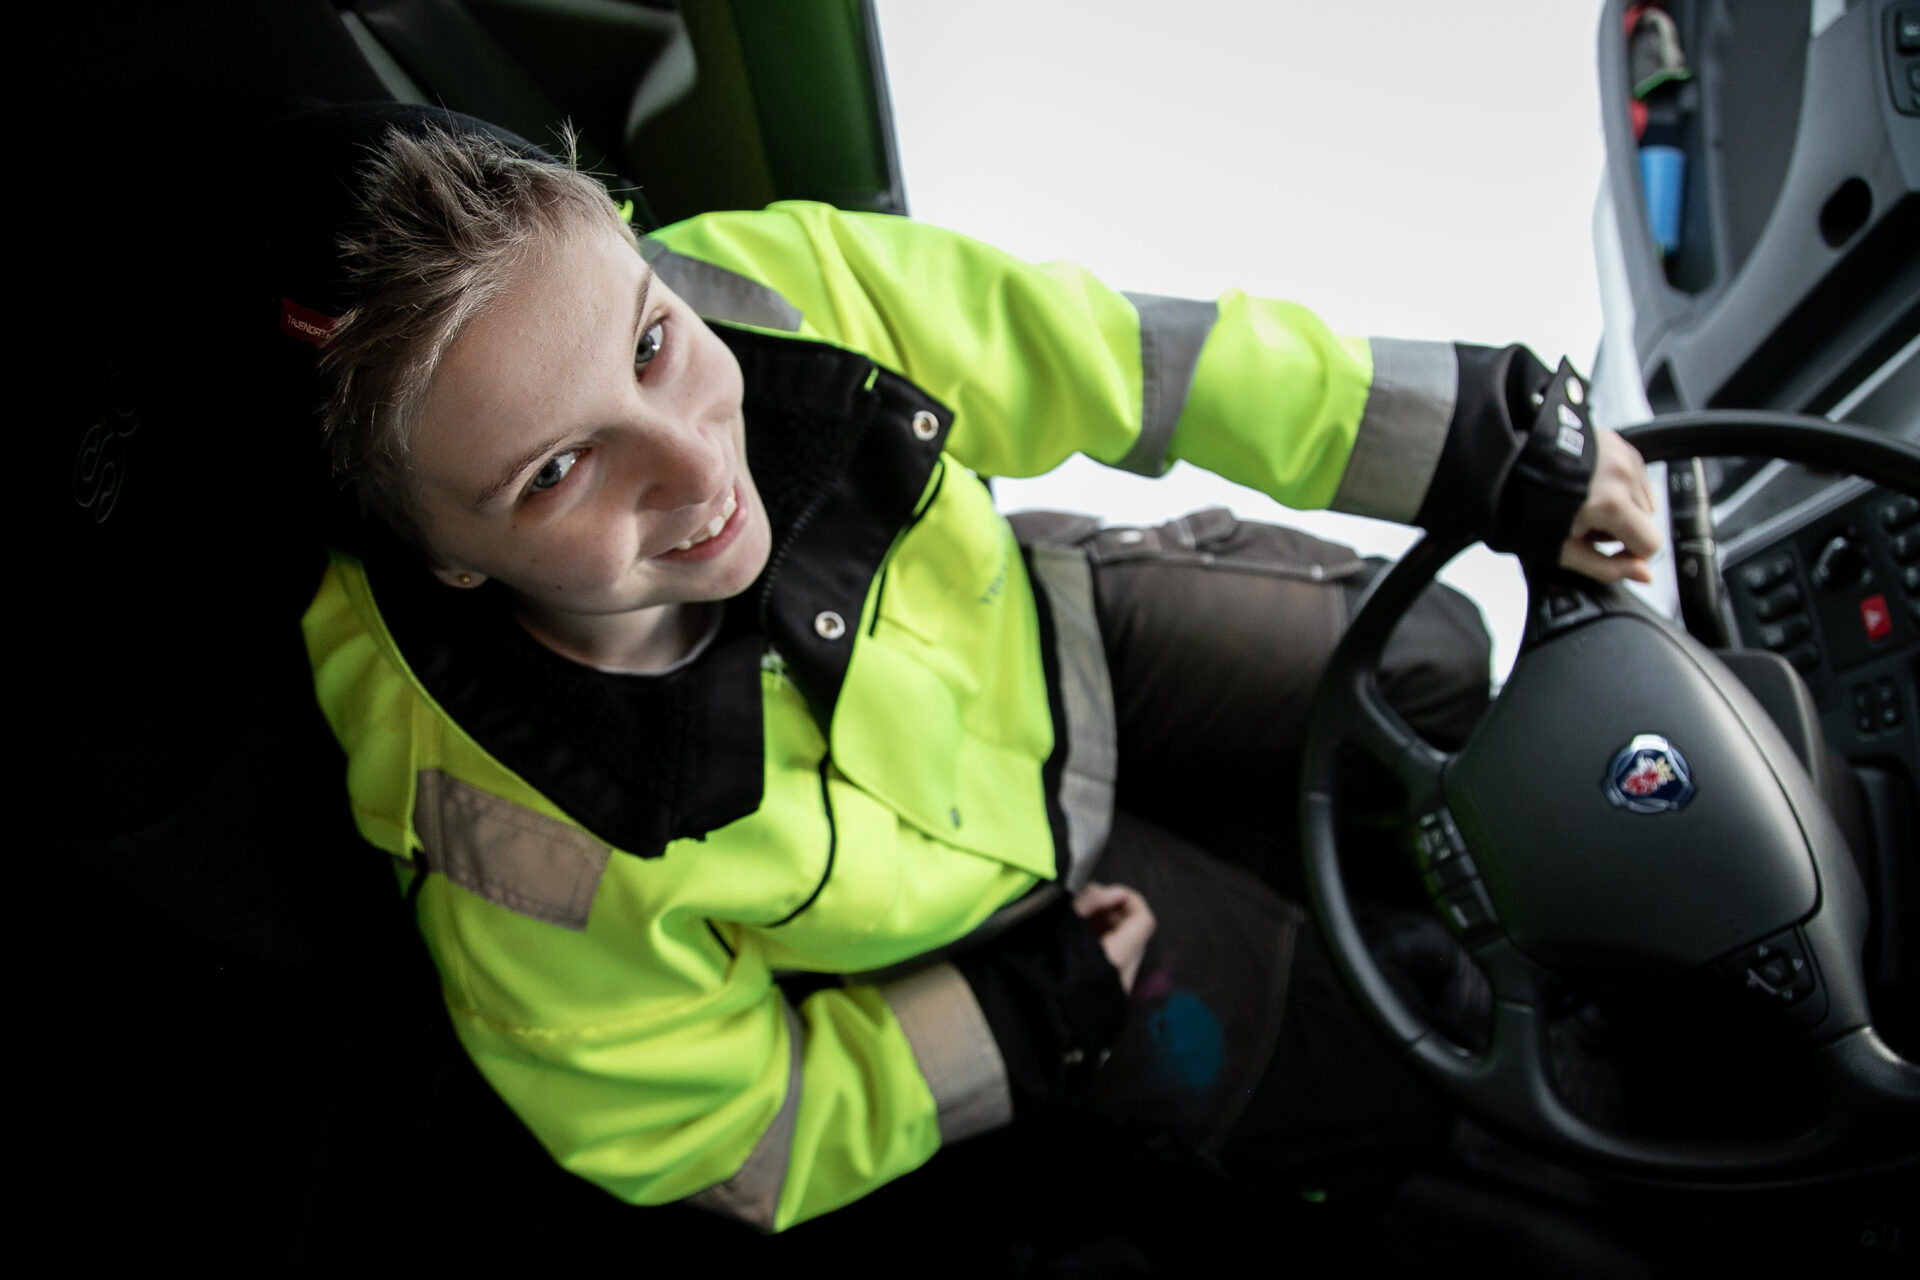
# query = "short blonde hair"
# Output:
<box><xmin>320</xmin><ymin>124</ymin><xmax>630</xmax><ymax>558</ymax></box>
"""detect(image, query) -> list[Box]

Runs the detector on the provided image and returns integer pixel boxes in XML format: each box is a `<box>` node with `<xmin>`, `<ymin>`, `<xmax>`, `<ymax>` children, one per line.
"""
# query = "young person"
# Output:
<box><xmin>264</xmin><ymin>101</ymin><xmax>1659</xmax><ymax>1234</ymax></box>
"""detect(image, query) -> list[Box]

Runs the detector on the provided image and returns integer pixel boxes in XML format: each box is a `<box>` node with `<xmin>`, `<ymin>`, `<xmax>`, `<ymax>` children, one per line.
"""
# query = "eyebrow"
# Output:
<box><xmin>468</xmin><ymin>267</ymin><xmax>655</xmax><ymax>510</ymax></box>
<box><xmin>472</xmin><ymin>430</ymin><xmax>570</xmax><ymax>510</ymax></box>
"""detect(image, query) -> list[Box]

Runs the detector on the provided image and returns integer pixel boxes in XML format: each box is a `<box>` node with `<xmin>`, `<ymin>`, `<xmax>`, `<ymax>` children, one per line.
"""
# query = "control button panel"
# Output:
<box><xmin>1886</xmin><ymin>493</ymin><xmax>1920</xmax><ymax>627</ymax></box>
<box><xmin>1726</xmin><ymin>485</ymin><xmax>1917</xmax><ymax>762</ymax></box>
<box><xmin>1414</xmin><ymin>808</ymin><xmax>1500</xmax><ymax>941</ymax></box>
<box><xmin>1729</xmin><ymin>546</ymin><xmax>1824</xmax><ymax>675</ymax></box>
<box><xmin>1719</xmin><ymin>932</ymin><xmax>1814</xmax><ymax>1004</ymax></box>
<box><xmin>1851</xmin><ymin>676</ymin><xmax>1905</xmax><ymax>733</ymax></box>
<box><xmin>1715</xmin><ymin>927</ymin><xmax>1828</xmax><ymax>1030</ymax></box>
<box><xmin>1892</xmin><ymin>4</ymin><xmax>1920</xmax><ymax>115</ymax></box>
<box><xmin>1729</xmin><ymin>487</ymin><xmax>1918</xmax><ymax>686</ymax></box>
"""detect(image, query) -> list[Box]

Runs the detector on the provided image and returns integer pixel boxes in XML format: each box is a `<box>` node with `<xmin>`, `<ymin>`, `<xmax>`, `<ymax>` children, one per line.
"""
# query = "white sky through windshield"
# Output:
<box><xmin>874</xmin><ymin>0</ymin><xmax>1616</xmax><ymax>678</ymax></box>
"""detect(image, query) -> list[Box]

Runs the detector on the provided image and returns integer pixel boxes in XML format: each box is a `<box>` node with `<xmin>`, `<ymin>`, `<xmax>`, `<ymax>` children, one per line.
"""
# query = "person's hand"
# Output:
<box><xmin>1072</xmin><ymin>881</ymin><xmax>1155</xmax><ymax>995</ymax></box>
<box><xmin>1560</xmin><ymin>427</ymin><xmax>1662</xmax><ymax>584</ymax></box>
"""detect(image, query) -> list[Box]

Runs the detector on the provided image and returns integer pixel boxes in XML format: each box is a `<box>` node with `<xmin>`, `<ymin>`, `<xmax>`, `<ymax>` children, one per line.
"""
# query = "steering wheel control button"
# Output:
<box><xmin>1602</xmin><ymin>734</ymin><xmax>1696</xmax><ymax>814</ymax></box>
<box><xmin>1435</xmin><ymin>881</ymin><xmax>1499</xmax><ymax>940</ymax></box>
<box><xmin>1413</xmin><ymin>810</ymin><xmax>1467</xmax><ymax>871</ymax></box>
<box><xmin>1880</xmin><ymin>494</ymin><xmax>1919</xmax><ymax>531</ymax></box>
<box><xmin>1717</xmin><ymin>930</ymin><xmax>1820</xmax><ymax>1021</ymax></box>
<box><xmin>1534</xmin><ymin>586</ymin><xmax>1601</xmax><ymax>636</ymax></box>
<box><xmin>1421</xmin><ymin>853</ymin><xmax>1479</xmax><ymax>895</ymax></box>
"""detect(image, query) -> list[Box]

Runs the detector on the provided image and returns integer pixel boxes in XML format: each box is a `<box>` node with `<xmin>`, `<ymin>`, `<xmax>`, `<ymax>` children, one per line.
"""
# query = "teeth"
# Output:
<box><xmin>671</xmin><ymin>490</ymin><xmax>738</xmax><ymax>552</ymax></box>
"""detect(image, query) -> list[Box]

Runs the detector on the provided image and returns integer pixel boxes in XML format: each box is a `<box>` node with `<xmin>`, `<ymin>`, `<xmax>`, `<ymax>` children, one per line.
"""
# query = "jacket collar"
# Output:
<box><xmin>364</xmin><ymin>326</ymin><xmax>952</xmax><ymax>857</ymax></box>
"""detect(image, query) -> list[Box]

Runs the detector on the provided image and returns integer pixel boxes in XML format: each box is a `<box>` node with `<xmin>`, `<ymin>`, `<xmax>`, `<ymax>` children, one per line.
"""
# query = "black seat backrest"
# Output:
<box><xmin>46</xmin><ymin>2</ymin><xmax>399</xmax><ymax>958</ymax></box>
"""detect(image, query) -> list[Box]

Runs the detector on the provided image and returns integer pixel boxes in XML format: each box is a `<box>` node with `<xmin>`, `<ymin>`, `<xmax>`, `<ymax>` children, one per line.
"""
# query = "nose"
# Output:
<box><xmin>625</xmin><ymin>414</ymin><xmax>729</xmax><ymax>511</ymax></box>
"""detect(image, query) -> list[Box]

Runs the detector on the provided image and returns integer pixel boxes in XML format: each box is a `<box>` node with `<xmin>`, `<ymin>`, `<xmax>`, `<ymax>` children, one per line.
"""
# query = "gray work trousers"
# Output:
<box><xmin>1012</xmin><ymin>507</ymin><xmax>1491</xmax><ymax>1177</ymax></box>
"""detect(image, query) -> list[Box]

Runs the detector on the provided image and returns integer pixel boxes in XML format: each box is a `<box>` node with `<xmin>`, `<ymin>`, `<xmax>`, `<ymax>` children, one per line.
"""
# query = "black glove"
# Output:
<box><xmin>1413</xmin><ymin>344</ymin><xmax>1596</xmax><ymax>566</ymax></box>
<box><xmin>1486</xmin><ymin>353</ymin><xmax>1597</xmax><ymax>567</ymax></box>
<box><xmin>954</xmin><ymin>896</ymin><xmax>1128</xmax><ymax>1114</ymax></box>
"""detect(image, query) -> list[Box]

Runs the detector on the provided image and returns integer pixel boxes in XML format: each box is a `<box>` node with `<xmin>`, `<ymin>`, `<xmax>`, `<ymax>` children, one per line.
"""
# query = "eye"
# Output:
<box><xmin>529</xmin><ymin>449</ymin><xmax>579</xmax><ymax>493</ymax></box>
<box><xmin>634</xmin><ymin>320</ymin><xmax>665</xmax><ymax>373</ymax></box>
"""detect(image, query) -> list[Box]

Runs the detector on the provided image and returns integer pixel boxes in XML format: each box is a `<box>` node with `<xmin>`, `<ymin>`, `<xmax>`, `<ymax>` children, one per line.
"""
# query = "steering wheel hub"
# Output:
<box><xmin>1446</xmin><ymin>608</ymin><xmax>1821</xmax><ymax>973</ymax></box>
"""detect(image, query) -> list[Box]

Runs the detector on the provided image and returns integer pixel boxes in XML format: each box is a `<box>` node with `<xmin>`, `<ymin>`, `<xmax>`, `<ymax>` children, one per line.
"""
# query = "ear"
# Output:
<box><xmin>432</xmin><ymin>565</ymin><xmax>487</xmax><ymax>589</ymax></box>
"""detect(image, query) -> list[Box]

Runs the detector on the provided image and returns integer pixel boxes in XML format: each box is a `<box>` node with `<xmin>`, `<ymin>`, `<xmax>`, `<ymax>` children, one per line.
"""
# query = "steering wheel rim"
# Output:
<box><xmin>1300</xmin><ymin>412</ymin><xmax>1920</xmax><ymax>1183</ymax></box>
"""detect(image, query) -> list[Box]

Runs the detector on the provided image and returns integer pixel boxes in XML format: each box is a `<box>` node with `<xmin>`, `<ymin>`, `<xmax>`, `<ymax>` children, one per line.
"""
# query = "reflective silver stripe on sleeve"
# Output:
<box><xmin>1117</xmin><ymin>292</ymin><xmax>1218</xmax><ymax>476</ymax></box>
<box><xmin>639</xmin><ymin>239</ymin><xmax>803</xmax><ymax>331</ymax></box>
<box><xmin>412</xmin><ymin>769</ymin><xmax>610</xmax><ymax>931</ymax></box>
<box><xmin>878</xmin><ymin>963</ymin><xmax>1013</xmax><ymax>1143</ymax></box>
<box><xmin>1025</xmin><ymin>544</ymin><xmax>1117</xmax><ymax>894</ymax></box>
<box><xmin>1330</xmin><ymin>337</ymin><xmax>1459</xmax><ymax>523</ymax></box>
<box><xmin>685</xmin><ymin>1002</ymin><xmax>804</xmax><ymax>1231</ymax></box>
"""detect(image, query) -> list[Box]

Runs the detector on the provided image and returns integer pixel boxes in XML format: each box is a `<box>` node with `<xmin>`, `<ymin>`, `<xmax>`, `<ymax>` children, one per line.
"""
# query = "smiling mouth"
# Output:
<box><xmin>671</xmin><ymin>488</ymin><xmax>739</xmax><ymax>552</ymax></box>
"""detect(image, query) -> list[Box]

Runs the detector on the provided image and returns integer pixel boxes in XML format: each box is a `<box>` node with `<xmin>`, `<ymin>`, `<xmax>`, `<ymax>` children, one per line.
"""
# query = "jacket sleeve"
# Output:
<box><xmin>646</xmin><ymin>201</ymin><xmax>1558</xmax><ymax>535</ymax></box>
<box><xmin>430</xmin><ymin>915</ymin><xmax>985</xmax><ymax>1231</ymax></box>
<box><xmin>420</xmin><ymin>865</ymin><xmax>1118</xmax><ymax>1232</ymax></box>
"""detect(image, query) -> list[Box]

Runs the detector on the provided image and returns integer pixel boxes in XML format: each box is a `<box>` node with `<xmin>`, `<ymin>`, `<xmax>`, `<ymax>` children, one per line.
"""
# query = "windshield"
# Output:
<box><xmin>874</xmin><ymin>0</ymin><xmax>1617</xmax><ymax>676</ymax></box>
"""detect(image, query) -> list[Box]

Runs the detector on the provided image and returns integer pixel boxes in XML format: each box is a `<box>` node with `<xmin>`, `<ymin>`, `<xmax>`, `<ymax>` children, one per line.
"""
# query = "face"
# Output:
<box><xmin>408</xmin><ymin>218</ymin><xmax>771</xmax><ymax>664</ymax></box>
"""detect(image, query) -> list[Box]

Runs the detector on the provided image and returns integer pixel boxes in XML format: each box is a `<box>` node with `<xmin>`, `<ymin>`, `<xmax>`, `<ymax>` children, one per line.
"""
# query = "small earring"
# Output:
<box><xmin>458</xmin><ymin>573</ymin><xmax>473</xmax><ymax>586</ymax></box>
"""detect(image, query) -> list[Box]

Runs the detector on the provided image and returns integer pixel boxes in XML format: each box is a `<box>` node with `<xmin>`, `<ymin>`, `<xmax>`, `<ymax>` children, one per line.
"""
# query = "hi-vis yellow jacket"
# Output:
<box><xmin>303</xmin><ymin>202</ymin><xmax>1477</xmax><ymax>1231</ymax></box>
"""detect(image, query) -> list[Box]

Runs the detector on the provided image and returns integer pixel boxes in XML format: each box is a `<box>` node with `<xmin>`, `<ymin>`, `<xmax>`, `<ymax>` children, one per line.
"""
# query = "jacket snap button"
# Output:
<box><xmin>911</xmin><ymin>410</ymin><xmax>939</xmax><ymax>441</ymax></box>
<box><xmin>814</xmin><ymin>610</ymin><xmax>847</xmax><ymax>640</ymax></box>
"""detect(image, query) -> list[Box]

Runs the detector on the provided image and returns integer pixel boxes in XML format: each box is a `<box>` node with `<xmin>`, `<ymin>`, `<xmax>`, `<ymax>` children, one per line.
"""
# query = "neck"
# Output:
<box><xmin>512</xmin><ymin>598</ymin><xmax>715</xmax><ymax>673</ymax></box>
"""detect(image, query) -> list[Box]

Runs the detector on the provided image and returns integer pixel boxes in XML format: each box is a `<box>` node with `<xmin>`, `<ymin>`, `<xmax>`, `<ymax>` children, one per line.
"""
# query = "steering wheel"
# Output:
<box><xmin>1300</xmin><ymin>411</ymin><xmax>1920</xmax><ymax>1181</ymax></box>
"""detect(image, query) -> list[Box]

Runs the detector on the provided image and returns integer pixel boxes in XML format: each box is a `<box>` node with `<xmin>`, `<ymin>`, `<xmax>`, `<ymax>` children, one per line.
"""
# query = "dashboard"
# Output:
<box><xmin>1594</xmin><ymin>0</ymin><xmax>1919</xmax><ymax>1050</ymax></box>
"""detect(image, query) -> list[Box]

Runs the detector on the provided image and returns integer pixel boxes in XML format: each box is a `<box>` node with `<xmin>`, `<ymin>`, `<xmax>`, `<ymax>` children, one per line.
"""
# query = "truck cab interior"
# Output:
<box><xmin>41</xmin><ymin>1</ymin><xmax>1916</xmax><ymax>1273</ymax></box>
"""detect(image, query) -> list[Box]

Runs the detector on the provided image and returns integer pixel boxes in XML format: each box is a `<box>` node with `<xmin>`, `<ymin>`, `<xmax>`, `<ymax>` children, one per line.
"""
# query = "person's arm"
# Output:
<box><xmin>431</xmin><ymin>885</ymin><xmax>1126</xmax><ymax>1231</ymax></box>
<box><xmin>648</xmin><ymin>203</ymin><xmax>1657</xmax><ymax>572</ymax></box>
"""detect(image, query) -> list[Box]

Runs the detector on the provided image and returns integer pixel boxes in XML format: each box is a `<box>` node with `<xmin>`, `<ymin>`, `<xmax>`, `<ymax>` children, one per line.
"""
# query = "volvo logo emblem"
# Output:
<box><xmin>1603</xmin><ymin>734</ymin><xmax>1695</xmax><ymax>813</ymax></box>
